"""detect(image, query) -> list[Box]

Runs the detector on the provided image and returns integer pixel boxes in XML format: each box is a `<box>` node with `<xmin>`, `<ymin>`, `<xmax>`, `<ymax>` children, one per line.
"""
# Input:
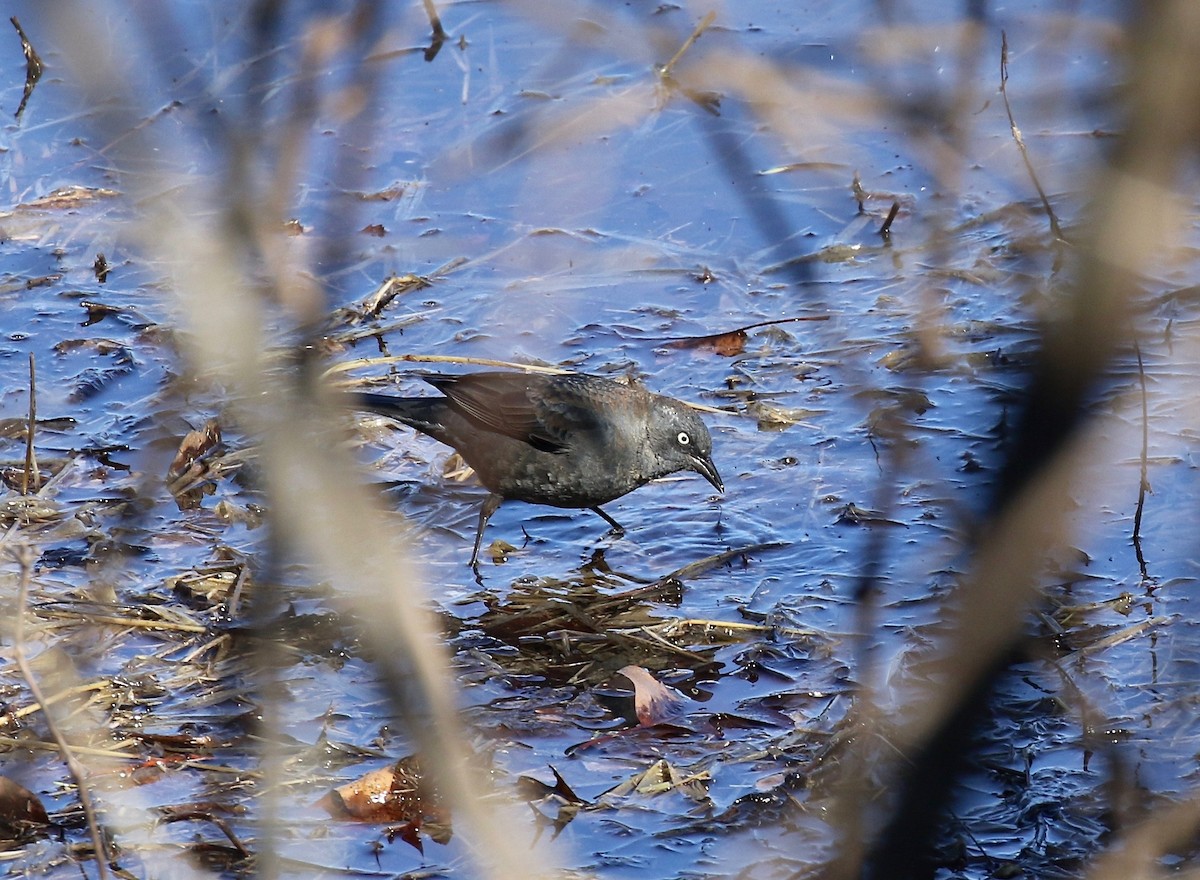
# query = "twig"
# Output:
<box><xmin>0</xmin><ymin>735</ymin><xmax>138</xmax><ymax>759</ymax></box>
<box><xmin>999</xmin><ymin>31</ymin><xmax>1066</xmax><ymax>242</ymax></box>
<box><xmin>225</xmin><ymin>564</ymin><xmax>252</xmax><ymax>618</ymax></box>
<box><xmin>659</xmin><ymin>11</ymin><xmax>716</xmax><ymax>79</ymax></box>
<box><xmin>22</xmin><ymin>352</ymin><xmax>37</xmax><ymax>495</ymax></box>
<box><xmin>649</xmin><ymin>617</ymin><xmax>818</xmax><ymax>640</ymax></box>
<box><xmin>1131</xmin><ymin>337</ymin><xmax>1150</xmax><ymax>573</ymax></box>
<box><xmin>878</xmin><ymin>200</ymin><xmax>900</xmax><ymax>237</ymax></box>
<box><xmin>11</xmin><ymin>545</ymin><xmax>112</xmax><ymax>878</ymax></box>
<box><xmin>4</xmin><ymin>680</ymin><xmax>120</xmax><ymax>721</ymax></box>
<box><xmin>422</xmin><ymin>0</ymin><xmax>448</xmax><ymax>62</ymax></box>
<box><xmin>10</xmin><ymin>16</ymin><xmax>43</xmax><ymax>121</ymax></box>
<box><xmin>324</xmin><ymin>353</ymin><xmax>570</xmax><ymax>378</ymax></box>
<box><xmin>161</xmin><ymin>811</ymin><xmax>251</xmax><ymax>858</ymax></box>
<box><xmin>1075</xmin><ymin>616</ymin><xmax>1170</xmax><ymax>656</ymax></box>
<box><xmin>34</xmin><ymin>609</ymin><xmax>208</xmax><ymax>633</ymax></box>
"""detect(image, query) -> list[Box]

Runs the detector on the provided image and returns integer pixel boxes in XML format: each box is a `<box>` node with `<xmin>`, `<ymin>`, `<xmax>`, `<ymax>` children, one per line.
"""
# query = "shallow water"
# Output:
<box><xmin>0</xmin><ymin>1</ymin><xmax>1196</xmax><ymax>878</ymax></box>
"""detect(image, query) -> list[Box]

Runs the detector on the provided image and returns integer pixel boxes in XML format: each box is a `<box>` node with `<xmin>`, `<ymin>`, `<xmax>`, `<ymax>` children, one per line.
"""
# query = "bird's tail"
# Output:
<box><xmin>353</xmin><ymin>392</ymin><xmax>445</xmax><ymax>436</ymax></box>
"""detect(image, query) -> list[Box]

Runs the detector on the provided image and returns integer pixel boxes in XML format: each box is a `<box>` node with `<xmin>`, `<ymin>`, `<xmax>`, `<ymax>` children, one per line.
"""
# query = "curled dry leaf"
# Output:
<box><xmin>747</xmin><ymin>400</ymin><xmax>818</xmax><ymax>431</ymax></box>
<box><xmin>516</xmin><ymin>765</ymin><xmax>587</xmax><ymax>805</ymax></box>
<box><xmin>318</xmin><ymin>756</ymin><xmax>451</xmax><ymax>850</ymax></box>
<box><xmin>487</xmin><ymin>538</ymin><xmax>518</xmax><ymax>564</ymax></box>
<box><xmin>166</xmin><ymin>419</ymin><xmax>223</xmax><ymax>510</ymax></box>
<box><xmin>601</xmin><ymin>758</ymin><xmax>711</xmax><ymax>803</ymax></box>
<box><xmin>618</xmin><ymin>665</ymin><xmax>687</xmax><ymax>727</ymax></box>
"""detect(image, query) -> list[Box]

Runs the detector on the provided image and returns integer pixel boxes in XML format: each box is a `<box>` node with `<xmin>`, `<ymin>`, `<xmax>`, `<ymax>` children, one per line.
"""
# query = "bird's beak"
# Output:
<box><xmin>693</xmin><ymin>455</ymin><xmax>724</xmax><ymax>494</ymax></box>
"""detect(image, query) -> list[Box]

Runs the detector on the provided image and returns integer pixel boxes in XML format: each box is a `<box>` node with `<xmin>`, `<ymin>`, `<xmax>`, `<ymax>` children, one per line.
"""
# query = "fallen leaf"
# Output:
<box><xmin>516</xmin><ymin>765</ymin><xmax>587</xmax><ymax>805</ymax></box>
<box><xmin>667</xmin><ymin>328</ymin><xmax>747</xmax><ymax>356</ymax></box>
<box><xmin>356</xmin><ymin>185</ymin><xmax>407</xmax><ymax>201</ymax></box>
<box><xmin>747</xmin><ymin>400</ymin><xmax>818</xmax><ymax>431</ymax></box>
<box><xmin>488</xmin><ymin>539</ymin><xmax>518</xmax><ymax>563</ymax></box>
<box><xmin>0</xmin><ymin>776</ymin><xmax>50</xmax><ymax>830</ymax></box>
<box><xmin>663</xmin><ymin>315</ymin><xmax>829</xmax><ymax>357</ymax></box>
<box><xmin>166</xmin><ymin>420</ymin><xmax>223</xmax><ymax>510</ymax></box>
<box><xmin>618</xmin><ymin>665</ymin><xmax>687</xmax><ymax>727</ymax></box>
<box><xmin>317</xmin><ymin>755</ymin><xmax>451</xmax><ymax>848</ymax></box>
<box><xmin>601</xmin><ymin>758</ymin><xmax>711</xmax><ymax>802</ymax></box>
<box><xmin>834</xmin><ymin>503</ymin><xmax>908</xmax><ymax>527</ymax></box>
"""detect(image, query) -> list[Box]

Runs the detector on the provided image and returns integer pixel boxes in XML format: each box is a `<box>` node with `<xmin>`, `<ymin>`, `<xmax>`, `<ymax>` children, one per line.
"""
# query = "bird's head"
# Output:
<box><xmin>648</xmin><ymin>401</ymin><xmax>724</xmax><ymax>493</ymax></box>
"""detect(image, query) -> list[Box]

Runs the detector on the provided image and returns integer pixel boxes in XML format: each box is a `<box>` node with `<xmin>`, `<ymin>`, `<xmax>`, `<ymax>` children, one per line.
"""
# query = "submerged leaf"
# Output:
<box><xmin>318</xmin><ymin>755</ymin><xmax>451</xmax><ymax>846</ymax></box>
<box><xmin>618</xmin><ymin>665</ymin><xmax>687</xmax><ymax>727</ymax></box>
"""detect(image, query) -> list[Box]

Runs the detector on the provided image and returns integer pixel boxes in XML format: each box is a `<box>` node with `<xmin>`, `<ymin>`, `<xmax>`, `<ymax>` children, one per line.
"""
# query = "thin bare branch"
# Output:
<box><xmin>1000</xmin><ymin>31</ymin><xmax>1066</xmax><ymax>243</ymax></box>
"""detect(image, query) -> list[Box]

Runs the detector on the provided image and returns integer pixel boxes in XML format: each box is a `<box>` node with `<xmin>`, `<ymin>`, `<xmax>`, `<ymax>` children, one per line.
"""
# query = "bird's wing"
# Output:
<box><xmin>427</xmin><ymin>373</ymin><xmax>602</xmax><ymax>454</ymax></box>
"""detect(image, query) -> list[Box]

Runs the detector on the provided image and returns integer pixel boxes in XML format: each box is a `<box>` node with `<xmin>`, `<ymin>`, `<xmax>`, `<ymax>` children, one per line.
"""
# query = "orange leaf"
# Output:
<box><xmin>618</xmin><ymin>665</ymin><xmax>687</xmax><ymax>727</ymax></box>
<box><xmin>317</xmin><ymin>755</ymin><xmax>452</xmax><ymax>846</ymax></box>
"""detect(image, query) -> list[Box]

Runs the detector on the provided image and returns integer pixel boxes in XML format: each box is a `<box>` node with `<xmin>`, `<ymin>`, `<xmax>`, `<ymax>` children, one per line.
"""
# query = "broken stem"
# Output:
<box><xmin>660</xmin><ymin>11</ymin><xmax>716</xmax><ymax>79</ymax></box>
<box><xmin>22</xmin><ymin>352</ymin><xmax>37</xmax><ymax>495</ymax></box>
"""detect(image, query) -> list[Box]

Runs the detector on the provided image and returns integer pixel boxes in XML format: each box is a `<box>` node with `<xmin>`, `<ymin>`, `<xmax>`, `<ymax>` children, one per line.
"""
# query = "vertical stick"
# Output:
<box><xmin>22</xmin><ymin>352</ymin><xmax>37</xmax><ymax>496</ymax></box>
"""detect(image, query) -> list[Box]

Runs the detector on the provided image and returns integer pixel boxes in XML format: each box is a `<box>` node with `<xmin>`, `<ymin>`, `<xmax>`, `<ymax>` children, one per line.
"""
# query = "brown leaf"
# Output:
<box><xmin>666</xmin><ymin>328</ymin><xmax>747</xmax><ymax>356</ymax></box>
<box><xmin>317</xmin><ymin>755</ymin><xmax>451</xmax><ymax>844</ymax></box>
<box><xmin>166</xmin><ymin>420</ymin><xmax>223</xmax><ymax>510</ymax></box>
<box><xmin>77</xmin><ymin>300</ymin><xmax>152</xmax><ymax>329</ymax></box>
<box><xmin>663</xmin><ymin>315</ymin><xmax>829</xmax><ymax>357</ymax></box>
<box><xmin>618</xmin><ymin>665</ymin><xmax>687</xmax><ymax>727</ymax></box>
<box><xmin>0</xmin><ymin>776</ymin><xmax>50</xmax><ymax>829</ymax></box>
<box><xmin>517</xmin><ymin>765</ymin><xmax>587</xmax><ymax>805</ymax></box>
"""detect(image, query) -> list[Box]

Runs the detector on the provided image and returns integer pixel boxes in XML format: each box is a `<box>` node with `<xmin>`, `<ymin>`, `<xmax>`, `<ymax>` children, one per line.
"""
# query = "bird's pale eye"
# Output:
<box><xmin>677</xmin><ymin>431</ymin><xmax>691</xmax><ymax>446</ymax></box>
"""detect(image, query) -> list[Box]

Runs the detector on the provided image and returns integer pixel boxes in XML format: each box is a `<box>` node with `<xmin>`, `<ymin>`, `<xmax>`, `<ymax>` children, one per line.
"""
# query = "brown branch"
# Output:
<box><xmin>1131</xmin><ymin>337</ymin><xmax>1150</xmax><ymax>574</ymax></box>
<box><xmin>422</xmin><ymin>0</ymin><xmax>448</xmax><ymax>61</ymax></box>
<box><xmin>879</xmin><ymin>200</ymin><xmax>901</xmax><ymax>237</ymax></box>
<box><xmin>22</xmin><ymin>352</ymin><xmax>37</xmax><ymax>495</ymax></box>
<box><xmin>660</xmin><ymin>11</ymin><xmax>717</xmax><ymax>79</ymax></box>
<box><xmin>1000</xmin><ymin>31</ymin><xmax>1066</xmax><ymax>243</ymax></box>
<box><xmin>11</xmin><ymin>545</ymin><xmax>112</xmax><ymax>879</ymax></box>
<box><xmin>10</xmin><ymin>16</ymin><xmax>43</xmax><ymax>120</ymax></box>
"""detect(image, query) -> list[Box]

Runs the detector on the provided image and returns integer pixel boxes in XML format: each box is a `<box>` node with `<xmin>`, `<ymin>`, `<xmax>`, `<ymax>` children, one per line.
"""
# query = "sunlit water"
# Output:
<box><xmin>0</xmin><ymin>1</ymin><xmax>1195</xmax><ymax>878</ymax></box>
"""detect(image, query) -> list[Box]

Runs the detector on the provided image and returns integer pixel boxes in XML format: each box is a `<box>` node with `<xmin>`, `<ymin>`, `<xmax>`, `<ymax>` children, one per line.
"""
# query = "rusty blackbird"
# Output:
<box><xmin>356</xmin><ymin>371</ymin><xmax>724</xmax><ymax>568</ymax></box>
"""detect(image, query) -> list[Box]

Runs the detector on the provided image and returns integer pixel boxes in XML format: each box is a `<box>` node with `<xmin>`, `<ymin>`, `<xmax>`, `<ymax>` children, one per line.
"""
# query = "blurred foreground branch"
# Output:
<box><xmin>860</xmin><ymin>3</ymin><xmax>1200</xmax><ymax>877</ymax></box>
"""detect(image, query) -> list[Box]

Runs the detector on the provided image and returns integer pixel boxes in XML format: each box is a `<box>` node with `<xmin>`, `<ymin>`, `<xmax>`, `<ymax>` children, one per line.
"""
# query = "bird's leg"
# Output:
<box><xmin>589</xmin><ymin>505</ymin><xmax>625</xmax><ymax>535</ymax></box>
<box><xmin>470</xmin><ymin>493</ymin><xmax>504</xmax><ymax>571</ymax></box>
